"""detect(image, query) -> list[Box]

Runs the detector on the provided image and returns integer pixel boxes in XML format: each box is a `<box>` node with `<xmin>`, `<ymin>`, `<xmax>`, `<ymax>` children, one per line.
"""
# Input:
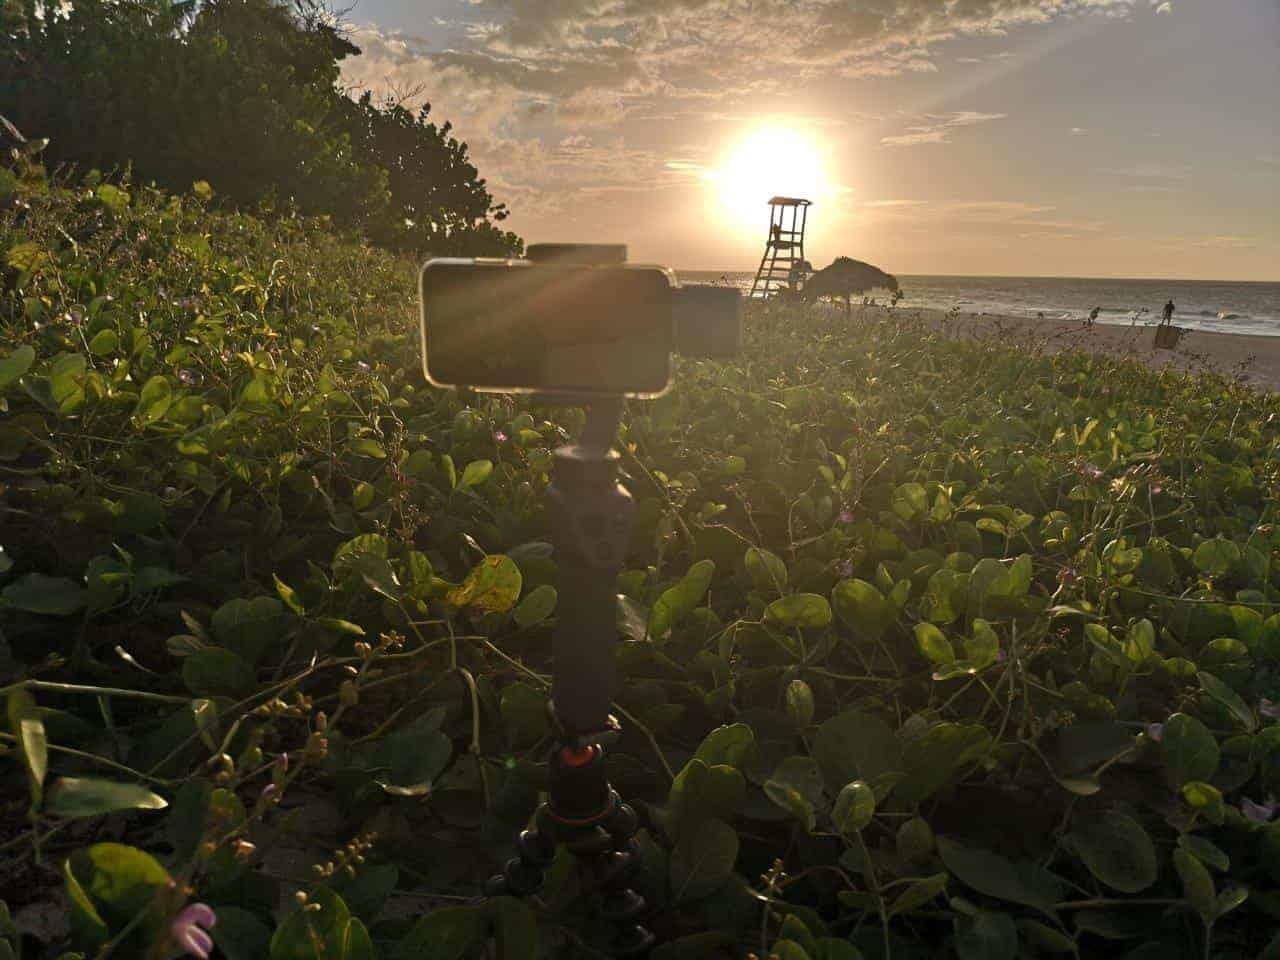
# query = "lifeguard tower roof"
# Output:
<box><xmin>768</xmin><ymin>196</ymin><xmax>811</xmax><ymax>206</ymax></box>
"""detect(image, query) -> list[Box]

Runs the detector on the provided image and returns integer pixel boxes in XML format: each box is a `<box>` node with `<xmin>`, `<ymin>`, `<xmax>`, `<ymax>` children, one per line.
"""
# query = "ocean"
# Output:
<box><xmin>680</xmin><ymin>272</ymin><xmax>1280</xmax><ymax>338</ymax></box>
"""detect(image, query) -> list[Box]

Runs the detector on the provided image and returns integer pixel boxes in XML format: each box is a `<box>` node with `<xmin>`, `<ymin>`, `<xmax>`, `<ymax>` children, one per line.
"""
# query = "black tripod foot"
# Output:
<box><xmin>487</xmin><ymin>742</ymin><xmax>654</xmax><ymax>955</ymax></box>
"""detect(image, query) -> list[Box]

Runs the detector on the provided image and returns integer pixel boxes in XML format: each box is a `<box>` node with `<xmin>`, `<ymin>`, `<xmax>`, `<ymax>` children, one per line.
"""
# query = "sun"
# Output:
<box><xmin>711</xmin><ymin>125</ymin><xmax>828</xmax><ymax>230</ymax></box>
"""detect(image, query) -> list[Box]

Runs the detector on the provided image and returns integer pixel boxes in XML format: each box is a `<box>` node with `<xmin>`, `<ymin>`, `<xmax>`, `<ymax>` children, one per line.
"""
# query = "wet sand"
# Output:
<box><xmin>894</xmin><ymin>307</ymin><xmax>1280</xmax><ymax>393</ymax></box>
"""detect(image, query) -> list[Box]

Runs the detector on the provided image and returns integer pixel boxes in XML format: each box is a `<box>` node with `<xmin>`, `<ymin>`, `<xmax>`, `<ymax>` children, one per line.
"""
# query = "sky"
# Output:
<box><xmin>337</xmin><ymin>0</ymin><xmax>1279</xmax><ymax>280</ymax></box>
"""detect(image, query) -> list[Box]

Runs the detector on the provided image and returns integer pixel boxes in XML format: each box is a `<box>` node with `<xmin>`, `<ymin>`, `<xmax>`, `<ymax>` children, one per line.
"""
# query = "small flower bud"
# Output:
<box><xmin>339</xmin><ymin>681</ymin><xmax>359</xmax><ymax>707</ymax></box>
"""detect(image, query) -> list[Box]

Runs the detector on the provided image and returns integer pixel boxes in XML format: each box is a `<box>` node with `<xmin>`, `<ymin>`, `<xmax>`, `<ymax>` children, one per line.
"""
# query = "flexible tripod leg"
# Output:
<box><xmin>487</xmin><ymin>742</ymin><xmax>655</xmax><ymax>957</ymax></box>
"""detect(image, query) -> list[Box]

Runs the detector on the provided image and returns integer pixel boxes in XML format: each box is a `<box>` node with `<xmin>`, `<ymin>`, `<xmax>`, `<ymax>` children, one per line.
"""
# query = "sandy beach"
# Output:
<box><xmin>895</xmin><ymin>307</ymin><xmax>1280</xmax><ymax>392</ymax></box>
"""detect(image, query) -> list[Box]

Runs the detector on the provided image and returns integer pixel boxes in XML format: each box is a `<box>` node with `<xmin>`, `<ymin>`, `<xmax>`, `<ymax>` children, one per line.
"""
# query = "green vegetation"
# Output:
<box><xmin>0</xmin><ymin>0</ymin><xmax>519</xmax><ymax>256</ymax></box>
<box><xmin>6</xmin><ymin>159</ymin><xmax>1280</xmax><ymax>960</ymax></box>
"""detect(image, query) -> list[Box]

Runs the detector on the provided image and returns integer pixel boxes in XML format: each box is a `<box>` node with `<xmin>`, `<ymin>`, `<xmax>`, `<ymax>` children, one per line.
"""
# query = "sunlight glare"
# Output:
<box><xmin>711</xmin><ymin>126</ymin><xmax>828</xmax><ymax>230</ymax></box>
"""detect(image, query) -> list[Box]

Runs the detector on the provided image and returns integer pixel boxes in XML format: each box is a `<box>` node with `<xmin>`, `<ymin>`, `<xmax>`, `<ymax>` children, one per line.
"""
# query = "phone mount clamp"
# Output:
<box><xmin>484</xmin><ymin>394</ymin><xmax>654</xmax><ymax>956</ymax></box>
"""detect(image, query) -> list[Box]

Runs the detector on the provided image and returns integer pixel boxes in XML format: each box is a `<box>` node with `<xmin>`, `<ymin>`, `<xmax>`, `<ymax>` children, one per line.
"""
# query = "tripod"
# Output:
<box><xmin>486</xmin><ymin>398</ymin><xmax>655</xmax><ymax>957</ymax></box>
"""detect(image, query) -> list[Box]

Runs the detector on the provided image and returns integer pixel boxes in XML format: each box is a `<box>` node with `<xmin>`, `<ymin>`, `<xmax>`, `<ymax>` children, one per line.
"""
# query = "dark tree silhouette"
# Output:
<box><xmin>0</xmin><ymin>0</ymin><xmax>519</xmax><ymax>255</ymax></box>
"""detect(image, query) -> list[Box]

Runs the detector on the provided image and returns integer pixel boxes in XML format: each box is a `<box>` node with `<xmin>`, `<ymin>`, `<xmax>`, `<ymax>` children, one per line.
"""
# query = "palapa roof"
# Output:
<box><xmin>768</xmin><ymin>196</ymin><xmax>811</xmax><ymax>206</ymax></box>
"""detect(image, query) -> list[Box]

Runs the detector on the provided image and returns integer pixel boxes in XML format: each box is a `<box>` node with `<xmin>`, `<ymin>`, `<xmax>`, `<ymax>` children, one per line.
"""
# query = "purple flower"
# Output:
<box><xmin>1082</xmin><ymin>463</ymin><xmax>1104</xmax><ymax>482</ymax></box>
<box><xmin>260</xmin><ymin>783</ymin><xmax>278</xmax><ymax>801</ymax></box>
<box><xmin>1242</xmin><ymin>798</ymin><xmax>1277</xmax><ymax>824</ymax></box>
<box><xmin>1144</xmin><ymin>723</ymin><xmax>1164</xmax><ymax>742</ymax></box>
<box><xmin>1260</xmin><ymin>698</ymin><xmax>1280</xmax><ymax>720</ymax></box>
<box><xmin>171</xmin><ymin>903</ymin><xmax>216</xmax><ymax>959</ymax></box>
<box><xmin>838</xmin><ymin>509</ymin><xmax>854</xmax><ymax>524</ymax></box>
<box><xmin>493</xmin><ymin>430</ymin><xmax>508</xmax><ymax>444</ymax></box>
<box><xmin>177</xmin><ymin>369</ymin><xmax>197</xmax><ymax>386</ymax></box>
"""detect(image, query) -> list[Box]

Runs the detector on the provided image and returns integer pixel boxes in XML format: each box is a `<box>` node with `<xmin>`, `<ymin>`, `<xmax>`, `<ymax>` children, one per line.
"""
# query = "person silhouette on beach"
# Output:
<box><xmin>1088</xmin><ymin>306</ymin><xmax>1100</xmax><ymax>327</ymax></box>
<box><xmin>1163</xmin><ymin>299</ymin><xmax>1175</xmax><ymax>323</ymax></box>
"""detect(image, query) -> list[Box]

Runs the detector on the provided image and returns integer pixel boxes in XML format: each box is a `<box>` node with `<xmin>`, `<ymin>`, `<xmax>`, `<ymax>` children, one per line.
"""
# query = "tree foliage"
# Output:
<box><xmin>0</xmin><ymin>0</ymin><xmax>519</xmax><ymax>255</ymax></box>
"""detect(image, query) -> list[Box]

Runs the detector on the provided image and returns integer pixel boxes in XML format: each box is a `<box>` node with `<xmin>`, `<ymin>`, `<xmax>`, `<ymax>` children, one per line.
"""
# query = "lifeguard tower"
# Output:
<box><xmin>749</xmin><ymin>196</ymin><xmax>811</xmax><ymax>299</ymax></box>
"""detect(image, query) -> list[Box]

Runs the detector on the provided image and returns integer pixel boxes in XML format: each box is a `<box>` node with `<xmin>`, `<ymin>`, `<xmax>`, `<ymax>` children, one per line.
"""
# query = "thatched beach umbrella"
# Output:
<box><xmin>803</xmin><ymin>257</ymin><xmax>899</xmax><ymax>315</ymax></box>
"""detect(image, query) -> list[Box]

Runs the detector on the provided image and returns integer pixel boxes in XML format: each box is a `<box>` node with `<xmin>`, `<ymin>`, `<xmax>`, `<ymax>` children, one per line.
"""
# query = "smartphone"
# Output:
<box><xmin>419</xmin><ymin>258</ymin><xmax>675</xmax><ymax>397</ymax></box>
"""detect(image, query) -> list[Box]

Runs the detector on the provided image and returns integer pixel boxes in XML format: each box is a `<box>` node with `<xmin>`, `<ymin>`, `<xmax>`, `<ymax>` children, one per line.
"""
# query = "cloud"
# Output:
<box><xmin>1195</xmin><ymin>235</ymin><xmax>1255</xmax><ymax>250</ymax></box>
<box><xmin>1070</xmin><ymin>127</ymin><xmax>1087</xmax><ymax>135</ymax></box>
<box><xmin>338</xmin><ymin>2</ymin><xmax>1170</xmax><ymax>226</ymax></box>
<box><xmin>881</xmin><ymin>111</ymin><xmax>1007</xmax><ymax>147</ymax></box>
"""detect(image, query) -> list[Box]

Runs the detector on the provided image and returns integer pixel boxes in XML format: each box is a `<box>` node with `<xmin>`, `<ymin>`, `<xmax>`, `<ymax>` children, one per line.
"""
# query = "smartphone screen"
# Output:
<box><xmin>420</xmin><ymin>260</ymin><xmax>674</xmax><ymax>396</ymax></box>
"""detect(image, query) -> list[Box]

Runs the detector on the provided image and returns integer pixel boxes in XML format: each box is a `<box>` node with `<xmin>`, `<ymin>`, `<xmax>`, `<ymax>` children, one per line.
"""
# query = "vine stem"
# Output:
<box><xmin>0</xmin><ymin>731</ymin><xmax>170</xmax><ymax>785</ymax></box>
<box><xmin>1053</xmin><ymin>898</ymin><xmax>1181</xmax><ymax>910</ymax></box>
<box><xmin>0</xmin><ymin>679</ymin><xmax>193</xmax><ymax>704</ymax></box>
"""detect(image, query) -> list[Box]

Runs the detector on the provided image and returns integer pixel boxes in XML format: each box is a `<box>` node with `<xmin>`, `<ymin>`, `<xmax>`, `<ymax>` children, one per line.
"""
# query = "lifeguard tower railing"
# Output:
<box><xmin>749</xmin><ymin>196</ymin><xmax>811</xmax><ymax>299</ymax></box>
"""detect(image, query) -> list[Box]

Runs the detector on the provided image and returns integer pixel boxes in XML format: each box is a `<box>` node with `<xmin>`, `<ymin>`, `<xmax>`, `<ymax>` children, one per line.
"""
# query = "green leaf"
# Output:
<box><xmin>182</xmin><ymin>647</ymin><xmax>256</xmax><ymax>697</ymax></box>
<box><xmin>1176</xmin><ymin>834</ymin><xmax>1229</xmax><ymax>873</ymax></box>
<box><xmin>745</xmin><ymin>547</ymin><xmax>788</xmax><ymax>594</ymax></box>
<box><xmin>2</xmin><ymin>572</ymin><xmax>87</xmax><ymax>615</ymax></box>
<box><xmin>500</xmin><ymin>683</ymin><xmax>549</xmax><ymax>747</ymax></box>
<box><xmin>1193</xmin><ymin>539</ymin><xmax>1240</xmax><ymax>577</ymax></box>
<box><xmin>393</xmin><ymin>906</ymin><xmax>485</xmax><ymax>960</ymax></box>
<box><xmin>65</xmin><ymin>844</ymin><xmax>171</xmax><ymax>953</ymax></box>
<box><xmin>44</xmin><ymin>778</ymin><xmax>167</xmax><ymax>819</ymax></box>
<box><xmin>273</xmin><ymin>575</ymin><xmax>307</xmax><ymax>616</ymax></box>
<box><xmin>88</xmin><ymin>330</ymin><xmax>119</xmax><ymax>356</ymax></box>
<box><xmin>649</xmin><ymin>559</ymin><xmax>715</xmax><ymax>641</ymax></box>
<box><xmin>956</xmin><ymin>910</ymin><xmax>1018</xmax><ymax>960</ymax></box>
<box><xmin>1069</xmin><ymin>811</ymin><xmax>1158</xmax><ymax>893</ymax></box>
<box><xmin>270</xmin><ymin>886</ymin><xmax>353</xmax><ymax>960</ymax></box>
<box><xmin>211</xmin><ymin>596</ymin><xmax>285</xmax><ymax>666</ymax></box>
<box><xmin>763</xmin><ymin>755</ymin><xmax>823</xmax><ymax>832</ymax></box>
<box><xmin>616</xmin><ymin>593</ymin><xmax>650</xmax><ymax>642</ymax></box>
<box><xmin>447</xmin><ymin>555</ymin><xmax>523</xmax><ymax>614</ymax></box>
<box><xmin>0</xmin><ymin>345</ymin><xmax>36</xmax><ymax>388</ymax></box>
<box><xmin>914</xmin><ymin>622</ymin><xmax>955</xmax><ymax>666</ymax></box>
<box><xmin>135</xmin><ymin>375</ymin><xmax>172</xmax><ymax>424</ymax></box>
<box><xmin>889</xmin><ymin>873</ymin><xmax>948</xmax><ymax>916</ymax></box>
<box><xmin>785</xmin><ymin>679</ymin><xmax>815</xmax><ymax>729</ymax></box>
<box><xmin>937</xmin><ymin>837</ymin><xmax>1062</xmax><ymax>915</ymax></box>
<box><xmin>693</xmin><ymin>723</ymin><xmax>755</xmax><ymax>768</ymax></box>
<box><xmin>891</xmin><ymin>482</ymin><xmax>929</xmax><ymax>521</ymax></box>
<box><xmin>831</xmin><ymin>578</ymin><xmax>891</xmax><ymax>641</ymax></box>
<box><xmin>765</xmin><ymin>593</ymin><xmax>833</xmax><ymax>629</ymax></box>
<box><xmin>897</xmin><ymin>722</ymin><xmax>990</xmax><ymax>804</ymax></box>
<box><xmin>348</xmin><ymin>437</ymin><xmax>387</xmax><ymax>459</ymax></box>
<box><xmin>459</xmin><ymin>459</ymin><xmax>493</xmax><ymax>488</ymax></box>
<box><xmin>965</xmin><ymin>619</ymin><xmax>1000</xmax><ymax>669</ymax></box>
<box><xmin>317</xmin><ymin>618</ymin><xmax>366</xmax><ymax>637</ymax></box>
<box><xmin>1173</xmin><ymin>847</ymin><xmax>1216</xmax><ymax>925</ymax></box>
<box><xmin>1181</xmin><ymin>780</ymin><xmax>1225</xmax><ymax>825</ymax></box>
<box><xmin>812</xmin><ymin>711</ymin><xmax>901</xmax><ymax>791</ymax></box>
<box><xmin>669</xmin><ymin>817</ymin><xmax>738</xmax><ymax>902</ymax></box>
<box><xmin>489</xmin><ymin>897</ymin><xmax>537</xmax><ymax>960</ymax></box>
<box><xmin>8</xmin><ymin>689</ymin><xmax>47</xmax><ymax>811</ymax></box>
<box><xmin>441</xmin><ymin>453</ymin><xmax>457</xmax><ymax>489</ymax></box>
<box><xmin>1162</xmin><ymin>713</ymin><xmax>1220</xmax><ymax>785</ymax></box>
<box><xmin>95</xmin><ymin>183</ymin><xmax>130</xmax><ymax>214</ymax></box>
<box><xmin>212</xmin><ymin>907</ymin><xmax>273</xmax><ymax>960</ymax></box>
<box><xmin>667</xmin><ymin>760</ymin><xmax>746</xmax><ymax>836</ymax></box>
<box><xmin>1196</xmin><ymin>671</ymin><xmax>1255</xmax><ymax>732</ymax></box>
<box><xmin>1124</xmin><ymin>619</ymin><xmax>1156</xmax><ymax>664</ymax></box>
<box><xmin>831</xmin><ymin>781</ymin><xmax>875</xmax><ymax>833</ymax></box>
<box><xmin>513</xmin><ymin>584</ymin><xmax>557</xmax><ymax>627</ymax></box>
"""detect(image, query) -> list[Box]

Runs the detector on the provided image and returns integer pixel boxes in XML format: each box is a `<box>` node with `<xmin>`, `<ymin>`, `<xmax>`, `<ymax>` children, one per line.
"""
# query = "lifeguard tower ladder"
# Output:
<box><xmin>749</xmin><ymin>196</ymin><xmax>811</xmax><ymax>299</ymax></box>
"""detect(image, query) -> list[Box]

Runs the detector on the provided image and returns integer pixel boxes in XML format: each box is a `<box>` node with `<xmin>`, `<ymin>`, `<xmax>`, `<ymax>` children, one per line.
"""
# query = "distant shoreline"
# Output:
<box><xmin>875</xmin><ymin>304</ymin><xmax>1280</xmax><ymax>393</ymax></box>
